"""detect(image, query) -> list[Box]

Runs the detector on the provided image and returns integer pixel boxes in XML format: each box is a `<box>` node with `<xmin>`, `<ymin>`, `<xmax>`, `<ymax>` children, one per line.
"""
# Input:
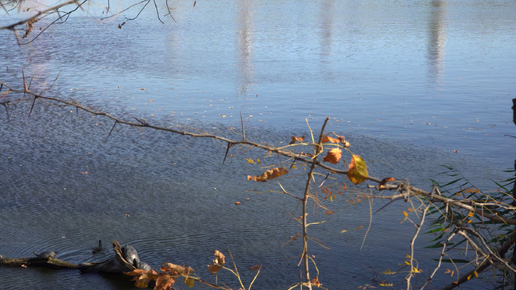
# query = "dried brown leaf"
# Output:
<box><xmin>125</xmin><ymin>269</ymin><xmax>159</xmax><ymax>288</ymax></box>
<box><xmin>214</xmin><ymin>250</ymin><xmax>225</xmax><ymax>266</ymax></box>
<box><xmin>155</xmin><ymin>274</ymin><xmax>175</xmax><ymax>290</ymax></box>
<box><xmin>247</xmin><ymin>167</ymin><xmax>289</xmax><ymax>182</ymax></box>
<box><xmin>161</xmin><ymin>263</ymin><xmax>194</xmax><ymax>275</ymax></box>
<box><xmin>323</xmin><ymin>148</ymin><xmax>342</xmax><ymax>164</ymax></box>
<box><xmin>379</xmin><ymin>177</ymin><xmax>396</xmax><ymax>186</ymax></box>
<box><xmin>290</xmin><ymin>135</ymin><xmax>305</xmax><ymax>144</ymax></box>
<box><xmin>207</xmin><ymin>263</ymin><xmax>222</xmax><ymax>274</ymax></box>
<box><xmin>311</xmin><ymin>277</ymin><xmax>322</xmax><ymax>287</ymax></box>
<box><xmin>207</xmin><ymin>250</ymin><xmax>225</xmax><ymax>274</ymax></box>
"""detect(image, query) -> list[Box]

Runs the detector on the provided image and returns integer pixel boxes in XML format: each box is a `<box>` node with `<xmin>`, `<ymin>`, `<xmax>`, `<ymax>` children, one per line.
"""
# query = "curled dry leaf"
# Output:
<box><xmin>311</xmin><ymin>277</ymin><xmax>322</xmax><ymax>287</ymax></box>
<box><xmin>321</xmin><ymin>133</ymin><xmax>350</xmax><ymax>147</ymax></box>
<box><xmin>207</xmin><ymin>250</ymin><xmax>226</xmax><ymax>274</ymax></box>
<box><xmin>155</xmin><ymin>274</ymin><xmax>175</xmax><ymax>290</ymax></box>
<box><xmin>379</xmin><ymin>177</ymin><xmax>396</xmax><ymax>186</ymax></box>
<box><xmin>247</xmin><ymin>167</ymin><xmax>289</xmax><ymax>182</ymax></box>
<box><xmin>214</xmin><ymin>250</ymin><xmax>225</xmax><ymax>265</ymax></box>
<box><xmin>125</xmin><ymin>269</ymin><xmax>159</xmax><ymax>289</ymax></box>
<box><xmin>347</xmin><ymin>154</ymin><xmax>368</xmax><ymax>185</ymax></box>
<box><xmin>290</xmin><ymin>135</ymin><xmax>305</xmax><ymax>144</ymax></box>
<box><xmin>235</xmin><ymin>201</ymin><xmax>241</xmax><ymax>205</ymax></box>
<box><xmin>161</xmin><ymin>263</ymin><xmax>194</xmax><ymax>276</ymax></box>
<box><xmin>207</xmin><ymin>263</ymin><xmax>222</xmax><ymax>274</ymax></box>
<box><xmin>250</xmin><ymin>265</ymin><xmax>262</xmax><ymax>271</ymax></box>
<box><xmin>323</xmin><ymin>148</ymin><xmax>342</xmax><ymax>164</ymax></box>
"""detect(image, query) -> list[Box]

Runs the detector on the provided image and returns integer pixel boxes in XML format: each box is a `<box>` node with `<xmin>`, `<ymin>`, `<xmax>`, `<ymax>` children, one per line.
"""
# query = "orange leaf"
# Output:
<box><xmin>290</xmin><ymin>135</ymin><xmax>305</xmax><ymax>144</ymax></box>
<box><xmin>250</xmin><ymin>265</ymin><xmax>262</xmax><ymax>271</ymax></box>
<box><xmin>347</xmin><ymin>154</ymin><xmax>368</xmax><ymax>185</ymax></box>
<box><xmin>321</xmin><ymin>136</ymin><xmax>340</xmax><ymax>143</ymax></box>
<box><xmin>311</xmin><ymin>277</ymin><xmax>322</xmax><ymax>287</ymax></box>
<box><xmin>235</xmin><ymin>201</ymin><xmax>241</xmax><ymax>205</ymax></box>
<box><xmin>379</xmin><ymin>177</ymin><xmax>395</xmax><ymax>186</ymax></box>
<box><xmin>321</xmin><ymin>133</ymin><xmax>350</xmax><ymax>147</ymax></box>
<box><xmin>323</xmin><ymin>148</ymin><xmax>342</xmax><ymax>164</ymax></box>
<box><xmin>247</xmin><ymin>167</ymin><xmax>289</xmax><ymax>182</ymax></box>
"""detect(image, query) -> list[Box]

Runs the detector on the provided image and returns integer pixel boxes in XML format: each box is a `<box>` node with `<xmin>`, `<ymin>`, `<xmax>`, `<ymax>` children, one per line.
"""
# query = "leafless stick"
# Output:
<box><xmin>164</xmin><ymin>0</ymin><xmax>177</xmax><ymax>22</ymax></box>
<box><xmin>0</xmin><ymin>0</ymin><xmax>80</xmax><ymax>30</ymax></box>
<box><xmin>100</xmin><ymin>0</ymin><xmax>147</xmax><ymax>20</ymax></box>
<box><xmin>421</xmin><ymin>232</ymin><xmax>458</xmax><ymax>290</ymax></box>
<box><xmin>151</xmin><ymin>0</ymin><xmax>163</xmax><ymax>24</ymax></box>
<box><xmin>240</xmin><ymin>111</ymin><xmax>246</xmax><ymax>141</ymax></box>
<box><xmin>406</xmin><ymin>203</ymin><xmax>431</xmax><ymax>289</ymax></box>
<box><xmin>107</xmin><ymin>120</ymin><xmax>118</xmax><ymax>139</ymax></box>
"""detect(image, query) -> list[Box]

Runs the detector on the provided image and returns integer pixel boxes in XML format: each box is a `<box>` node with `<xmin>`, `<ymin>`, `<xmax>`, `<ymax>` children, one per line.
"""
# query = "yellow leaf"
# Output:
<box><xmin>468</xmin><ymin>212</ymin><xmax>474</xmax><ymax>217</ymax></box>
<box><xmin>406</xmin><ymin>254</ymin><xmax>411</xmax><ymax>258</ymax></box>
<box><xmin>257</xmin><ymin>158</ymin><xmax>261</xmax><ymax>164</ymax></box>
<box><xmin>400</xmin><ymin>211</ymin><xmax>409</xmax><ymax>224</ymax></box>
<box><xmin>340</xmin><ymin>230</ymin><xmax>347</xmax><ymax>233</ymax></box>
<box><xmin>246</xmin><ymin>158</ymin><xmax>255</xmax><ymax>164</ymax></box>
<box><xmin>382</xmin><ymin>269</ymin><xmax>394</xmax><ymax>275</ymax></box>
<box><xmin>474</xmin><ymin>270</ymin><xmax>478</xmax><ymax>278</ymax></box>
<box><xmin>379</xmin><ymin>283</ymin><xmax>393</xmax><ymax>286</ymax></box>
<box><xmin>185</xmin><ymin>277</ymin><xmax>195</xmax><ymax>287</ymax></box>
<box><xmin>347</xmin><ymin>154</ymin><xmax>368</xmax><ymax>185</ymax></box>
<box><xmin>404</xmin><ymin>261</ymin><xmax>410</xmax><ymax>265</ymax></box>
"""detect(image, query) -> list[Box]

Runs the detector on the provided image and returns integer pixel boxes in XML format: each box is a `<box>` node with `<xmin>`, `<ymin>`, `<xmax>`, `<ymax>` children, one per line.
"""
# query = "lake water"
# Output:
<box><xmin>1</xmin><ymin>0</ymin><xmax>516</xmax><ymax>289</ymax></box>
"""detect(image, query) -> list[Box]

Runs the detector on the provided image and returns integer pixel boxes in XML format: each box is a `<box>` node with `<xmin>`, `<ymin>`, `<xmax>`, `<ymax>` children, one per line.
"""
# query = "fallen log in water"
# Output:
<box><xmin>0</xmin><ymin>240</ymin><xmax>138</xmax><ymax>274</ymax></box>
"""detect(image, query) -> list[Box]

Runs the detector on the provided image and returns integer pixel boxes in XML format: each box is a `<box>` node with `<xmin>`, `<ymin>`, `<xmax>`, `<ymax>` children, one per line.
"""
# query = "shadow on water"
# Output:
<box><xmin>0</xmin><ymin>99</ymin><xmax>506</xmax><ymax>289</ymax></box>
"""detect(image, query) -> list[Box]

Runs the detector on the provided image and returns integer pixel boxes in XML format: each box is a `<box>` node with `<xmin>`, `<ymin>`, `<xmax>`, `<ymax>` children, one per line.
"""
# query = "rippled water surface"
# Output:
<box><xmin>1</xmin><ymin>0</ymin><xmax>516</xmax><ymax>289</ymax></box>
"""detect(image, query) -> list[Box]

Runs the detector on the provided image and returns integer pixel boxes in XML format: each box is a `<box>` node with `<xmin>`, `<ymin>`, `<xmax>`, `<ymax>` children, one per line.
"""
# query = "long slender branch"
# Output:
<box><xmin>299</xmin><ymin>117</ymin><xmax>329</xmax><ymax>289</ymax></box>
<box><xmin>3</xmin><ymin>80</ymin><xmax>516</xmax><ymax>228</ymax></box>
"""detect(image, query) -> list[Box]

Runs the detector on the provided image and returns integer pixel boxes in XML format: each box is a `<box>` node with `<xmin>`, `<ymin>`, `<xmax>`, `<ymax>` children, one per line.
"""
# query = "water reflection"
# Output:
<box><xmin>237</xmin><ymin>0</ymin><xmax>254</xmax><ymax>95</ymax></box>
<box><xmin>318</xmin><ymin>0</ymin><xmax>334</xmax><ymax>80</ymax></box>
<box><xmin>427</xmin><ymin>0</ymin><xmax>447</xmax><ymax>84</ymax></box>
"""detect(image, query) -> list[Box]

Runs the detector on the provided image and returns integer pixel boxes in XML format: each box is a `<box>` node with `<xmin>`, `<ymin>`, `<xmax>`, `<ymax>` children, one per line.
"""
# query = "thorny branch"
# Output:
<box><xmin>3</xmin><ymin>78</ymin><xmax>516</xmax><ymax>289</ymax></box>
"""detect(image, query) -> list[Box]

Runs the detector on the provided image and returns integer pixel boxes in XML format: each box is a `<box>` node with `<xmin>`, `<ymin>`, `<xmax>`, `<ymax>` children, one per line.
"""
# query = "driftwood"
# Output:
<box><xmin>0</xmin><ymin>240</ymin><xmax>138</xmax><ymax>274</ymax></box>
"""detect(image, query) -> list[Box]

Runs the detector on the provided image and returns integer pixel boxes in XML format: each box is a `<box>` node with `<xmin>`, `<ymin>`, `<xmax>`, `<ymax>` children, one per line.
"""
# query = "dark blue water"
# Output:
<box><xmin>1</xmin><ymin>0</ymin><xmax>515</xmax><ymax>289</ymax></box>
